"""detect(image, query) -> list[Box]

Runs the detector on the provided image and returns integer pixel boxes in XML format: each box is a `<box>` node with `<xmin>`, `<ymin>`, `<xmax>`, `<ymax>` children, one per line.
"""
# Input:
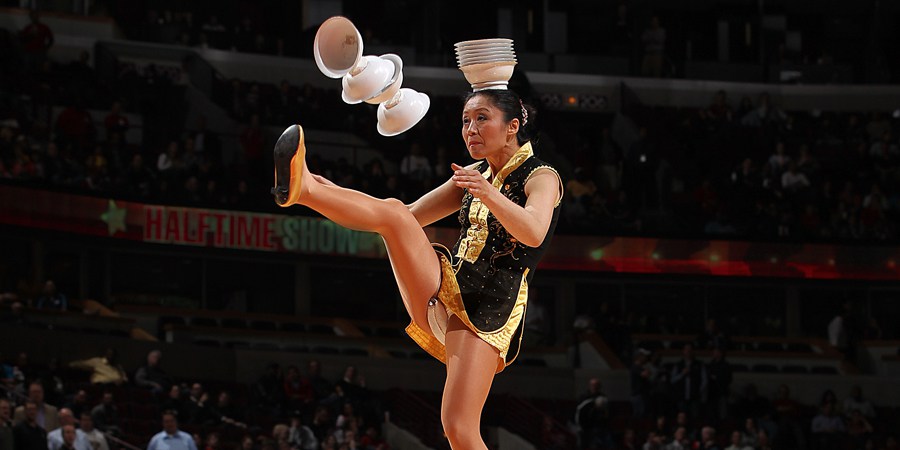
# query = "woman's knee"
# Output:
<box><xmin>377</xmin><ymin>198</ymin><xmax>416</xmax><ymax>231</ymax></box>
<box><xmin>441</xmin><ymin>409</ymin><xmax>479</xmax><ymax>444</ymax></box>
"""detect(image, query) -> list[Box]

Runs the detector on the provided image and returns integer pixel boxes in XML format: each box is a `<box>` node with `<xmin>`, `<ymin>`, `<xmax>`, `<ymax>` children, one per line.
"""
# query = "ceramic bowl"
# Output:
<box><xmin>314</xmin><ymin>16</ymin><xmax>363</xmax><ymax>78</ymax></box>
<box><xmin>341</xmin><ymin>55</ymin><xmax>395</xmax><ymax>104</ymax></box>
<box><xmin>376</xmin><ymin>88</ymin><xmax>430</xmax><ymax>136</ymax></box>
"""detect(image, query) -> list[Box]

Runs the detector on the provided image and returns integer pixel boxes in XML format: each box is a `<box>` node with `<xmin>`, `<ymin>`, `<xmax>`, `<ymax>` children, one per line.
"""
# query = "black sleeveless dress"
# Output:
<box><xmin>405</xmin><ymin>142</ymin><xmax>562</xmax><ymax>372</ymax></box>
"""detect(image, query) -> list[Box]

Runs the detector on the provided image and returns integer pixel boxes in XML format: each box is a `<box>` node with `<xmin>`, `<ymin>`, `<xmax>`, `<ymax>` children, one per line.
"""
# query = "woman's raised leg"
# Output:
<box><xmin>441</xmin><ymin>315</ymin><xmax>500</xmax><ymax>450</ymax></box>
<box><xmin>272</xmin><ymin>125</ymin><xmax>440</xmax><ymax>332</ymax></box>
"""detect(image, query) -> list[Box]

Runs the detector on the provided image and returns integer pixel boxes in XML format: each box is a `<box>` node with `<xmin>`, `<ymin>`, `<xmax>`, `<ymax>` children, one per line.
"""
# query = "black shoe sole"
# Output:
<box><xmin>271</xmin><ymin>124</ymin><xmax>305</xmax><ymax>206</ymax></box>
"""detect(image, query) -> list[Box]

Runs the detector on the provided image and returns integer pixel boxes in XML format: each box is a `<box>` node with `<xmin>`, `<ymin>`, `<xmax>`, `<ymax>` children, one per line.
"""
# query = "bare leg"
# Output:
<box><xmin>274</xmin><ymin>125</ymin><xmax>440</xmax><ymax>331</ymax></box>
<box><xmin>441</xmin><ymin>316</ymin><xmax>499</xmax><ymax>450</ymax></box>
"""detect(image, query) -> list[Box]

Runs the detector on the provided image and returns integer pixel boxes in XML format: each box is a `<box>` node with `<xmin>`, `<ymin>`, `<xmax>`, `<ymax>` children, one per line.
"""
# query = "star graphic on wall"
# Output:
<box><xmin>100</xmin><ymin>200</ymin><xmax>127</xmax><ymax>235</ymax></box>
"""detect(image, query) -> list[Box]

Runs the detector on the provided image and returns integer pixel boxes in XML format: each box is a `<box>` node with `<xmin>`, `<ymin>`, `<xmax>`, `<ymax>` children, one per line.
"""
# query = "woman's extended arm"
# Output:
<box><xmin>407</xmin><ymin>175</ymin><xmax>465</xmax><ymax>227</ymax></box>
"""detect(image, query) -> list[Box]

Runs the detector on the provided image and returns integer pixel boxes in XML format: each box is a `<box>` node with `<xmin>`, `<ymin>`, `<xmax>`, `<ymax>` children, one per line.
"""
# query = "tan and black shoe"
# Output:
<box><xmin>271</xmin><ymin>124</ymin><xmax>306</xmax><ymax>207</ymax></box>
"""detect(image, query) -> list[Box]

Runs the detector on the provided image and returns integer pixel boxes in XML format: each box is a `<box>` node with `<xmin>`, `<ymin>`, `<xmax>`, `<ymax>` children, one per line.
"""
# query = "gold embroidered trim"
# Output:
<box><xmin>524</xmin><ymin>165</ymin><xmax>565</xmax><ymax>208</ymax></box>
<box><xmin>455</xmin><ymin>142</ymin><xmax>534</xmax><ymax>263</ymax></box>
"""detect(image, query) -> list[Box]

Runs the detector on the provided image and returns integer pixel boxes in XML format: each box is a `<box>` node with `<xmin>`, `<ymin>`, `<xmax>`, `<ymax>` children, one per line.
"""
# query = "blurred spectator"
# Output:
<box><xmin>738</xmin><ymin>418</ymin><xmax>759</xmax><ymax>449</ymax></box>
<box><xmin>696</xmin><ymin>318</ymin><xmax>729</xmax><ymax>350</ymax></box>
<box><xmin>286</xmin><ymin>413</ymin><xmax>317</xmax><ymax>450</ymax></box>
<box><xmin>841</xmin><ymin>386</ymin><xmax>876</xmax><ymax>419</ymax></box>
<box><xmin>58</xmin><ymin>424</ymin><xmax>77</xmax><ymax>450</ymax></box>
<box><xmin>210</xmin><ymin>392</ymin><xmax>245</xmax><ymax>428</ymax></box>
<box><xmin>161</xmin><ymin>385</ymin><xmax>187</xmax><ymax>421</ymax></box>
<box><xmin>47</xmin><ymin>408</ymin><xmax>90</xmax><ymax>450</ymax></box>
<box><xmin>705</xmin><ymin>348</ymin><xmax>732</xmax><ymax>420</ymax></box>
<box><xmin>399</xmin><ymin>142</ymin><xmax>432</xmax><ymax>184</ymax></box>
<box><xmin>724</xmin><ymin>430</ymin><xmax>750</xmax><ymax>450</ymax></box>
<box><xmin>640</xmin><ymin>16</ymin><xmax>666</xmax><ymax>77</ymax></box>
<box><xmin>0</xmin><ymin>398</ymin><xmax>12</xmax><ymax>450</ymax></box>
<box><xmin>755</xmin><ymin>429</ymin><xmax>773</xmax><ymax>450</ymax></box>
<box><xmin>35</xmin><ymin>280</ymin><xmax>67</xmax><ymax>311</ymax></box>
<box><xmin>240</xmin><ymin>114</ymin><xmax>264</xmax><ymax>176</ymax></box>
<box><xmin>200</xmin><ymin>16</ymin><xmax>228</xmax><ymax>49</ymax></box>
<box><xmin>77</xmin><ymin>413</ymin><xmax>108</xmax><ymax>450</ymax></box>
<box><xmin>732</xmin><ymin>384</ymin><xmax>773</xmax><ymax>427</ymax></box>
<box><xmin>148</xmin><ymin>411</ymin><xmax>197</xmax><ymax>450</ymax></box>
<box><xmin>253</xmin><ymin>363</ymin><xmax>283</xmax><ymax>416</ymax></box>
<box><xmin>811</xmin><ymin>402</ymin><xmax>846</xmax><ymax>449</ymax></box>
<box><xmin>565</xmin><ymin>167</ymin><xmax>598</xmax><ymax>228</ymax></box>
<box><xmin>14</xmin><ymin>381</ymin><xmax>59</xmax><ymax>430</ymax></box>
<box><xmin>665</xmin><ymin>426</ymin><xmax>689</xmax><ymax>450</ymax></box>
<box><xmin>643</xmin><ymin>430</ymin><xmax>663</xmax><ymax>450</ymax></box>
<box><xmin>134</xmin><ymin>350</ymin><xmax>172</xmax><ymax>394</ymax></box>
<box><xmin>309</xmin><ymin>407</ymin><xmax>331</xmax><ymax>443</ymax></box>
<box><xmin>846</xmin><ymin>409</ymin><xmax>873</xmax><ymax>447</ymax></box>
<box><xmin>68</xmin><ymin>348</ymin><xmax>128</xmax><ymax>386</ymax></box>
<box><xmin>55</xmin><ymin>101</ymin><xmax>95</xmax><ymax>153</ymax></box>
<box><xmin>103</xmin><ymin>101</ymin><xmax>129</xmax><ymax>138</ymax></box>
<box><xmin>335</xmin><ymin>366</ymin><xmax>368</xmax><ymax>409</ymax></box>
<box><xmin>89</xmin><ymin>391</ymin><xmax>119</xmax><ymax>434</ymax></box>
<box><xmin>185</xmin><ymin>383</ymin><xmax>212</xmax><ymax>425</ymax></box>
<box><xmin>191</xmin><ymin>116</ymin><xmax>221</xmax><ymax>164</ymax></box>
<box><xmin>12</xmin><ymin>401</ymin><xmax>47</xmax><ymax>450</ymax></box>
<box><xmin>19</xmin><ymin>10</ymin><xmax>54</xmax><ymax>73</ymax></box>
<box><xmin>695</xmin><ymin>426</ymin><xmax>720</xmax><ymax>450</ymax></box>
<box><xmin>771</xmin><ymin>384</ymin><xmax>805</xmax><ymax>448</ymax></box>
<box><xmin>828</xmin><ymin>307</ymin><xmax>848</xmax><ymax>356</ymax></box>
<box><xmin>650</xmin><ymin>415</ymin><xmax>670</xmax><ymax>443</ymax></box>
<box><xmin>670</xmin><ymin>344</ymin><xmax>706</xmax><ymax>418</ymax></box>
<box><xmin>629</xmin><ymin>350</ymin><xmax>651</xmax><ymax>418</ymax></box>
<box><xmin>781</xmin><ymin>162</ymin><xmax>810</xmax><ymax>193</ymax></box>
<box><xmin>741</xmin><ymin>92</ymin><xmax>786</xmax><ymax>127</ymax></box>
<box><xmin>0</xmin><ymin>301</ymin><xmax>28</xmax><ymax>327</ymax></box>
<box><xmin>575</xmin><ymin>377</ymin><xmax>612</xmax><ymax>449</ymax></box>
<box><xmin>596</xmin><ymin>127</ymin><xmax>622</xmax><ymax>193</ymax></box>
<box><xmin>523</xmin><ymin>289</ymin><xmax>549</xmax><ymax>347</ymax></box>
<box><xmin>283</xmin><ymin>366</ymin><xmax>313</xmax><ymax>415</ymax></box>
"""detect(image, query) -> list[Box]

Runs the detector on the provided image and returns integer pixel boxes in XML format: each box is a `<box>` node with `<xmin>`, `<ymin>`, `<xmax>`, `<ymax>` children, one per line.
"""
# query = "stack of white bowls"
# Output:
<box><xmin>454</xmin><ymin>38</ymin><xmax>517</xmax><ymax>91</ymax></box>
<box><xmin>313</xmin><ymin>16</ymin><xmax>428</xmax><ymax>136</ymax></box>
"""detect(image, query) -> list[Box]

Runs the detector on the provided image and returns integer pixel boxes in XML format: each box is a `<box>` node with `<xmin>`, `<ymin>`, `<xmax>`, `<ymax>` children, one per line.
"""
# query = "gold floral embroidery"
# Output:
<box><xmin>455</xmin><ymin>142</ymin><xmax>534</xmax><ymax>263</ymax></box>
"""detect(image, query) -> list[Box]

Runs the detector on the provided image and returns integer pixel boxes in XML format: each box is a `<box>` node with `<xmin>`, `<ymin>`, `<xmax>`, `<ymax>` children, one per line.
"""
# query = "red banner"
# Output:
<box><xmin>2</xmin><ymin>185</ymin><xmax>899</xmax><ymax>280</ymax></box>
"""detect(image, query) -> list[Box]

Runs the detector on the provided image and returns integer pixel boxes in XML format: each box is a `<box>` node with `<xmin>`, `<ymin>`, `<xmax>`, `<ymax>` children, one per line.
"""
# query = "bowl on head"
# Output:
<box><xmin>460</xmin><ymin>61</ymin><xmax>517</xmax><ymax>90</ymax></box>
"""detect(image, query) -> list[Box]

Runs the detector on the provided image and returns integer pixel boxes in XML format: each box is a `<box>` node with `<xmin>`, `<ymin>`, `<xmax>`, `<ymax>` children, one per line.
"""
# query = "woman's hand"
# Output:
<box><xmin>451</xmin><ymin>163</ymin><xmax>494</xmax><ymax>200</ymax></box>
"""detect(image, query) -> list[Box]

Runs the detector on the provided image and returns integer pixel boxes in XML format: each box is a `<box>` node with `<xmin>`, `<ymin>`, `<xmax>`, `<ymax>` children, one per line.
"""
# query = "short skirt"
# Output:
<box><xmin>405</xmin><ymin>245</ymin><xmax>529</xmax><ymax>373</ymax></box>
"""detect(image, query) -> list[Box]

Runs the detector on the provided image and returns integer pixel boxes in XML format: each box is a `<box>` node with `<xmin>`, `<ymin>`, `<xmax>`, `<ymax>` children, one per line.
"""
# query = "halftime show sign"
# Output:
<box><xmin>142</xmin><ymin>206</ymin><xmax>385</xmax><ymax>256</ymax></box>
<box><xmin>3</xmin><ymin>185</ymin><xmax>900</xmax><ymax>280</ymax></box>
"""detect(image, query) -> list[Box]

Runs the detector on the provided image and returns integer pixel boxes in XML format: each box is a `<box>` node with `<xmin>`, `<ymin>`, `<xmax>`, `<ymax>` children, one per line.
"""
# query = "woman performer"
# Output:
<box><xmin>271</xmin><ymin>88</ymin><xmax>562</xmax><ymax>450</ymax></box>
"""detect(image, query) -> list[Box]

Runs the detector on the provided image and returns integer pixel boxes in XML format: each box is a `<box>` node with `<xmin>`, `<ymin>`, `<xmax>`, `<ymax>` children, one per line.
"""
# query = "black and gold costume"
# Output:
<box><xmin>406</xmin><ymin>142</ymin><xmax>562</xmax><ymax>372</ymax></box>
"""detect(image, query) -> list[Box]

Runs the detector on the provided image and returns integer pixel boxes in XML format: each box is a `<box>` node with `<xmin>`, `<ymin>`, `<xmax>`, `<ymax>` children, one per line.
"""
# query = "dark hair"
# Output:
<box><xmin>464</xmin><ymin>89</ymin><xmax>537</xmax><ymax>146</ymax></box>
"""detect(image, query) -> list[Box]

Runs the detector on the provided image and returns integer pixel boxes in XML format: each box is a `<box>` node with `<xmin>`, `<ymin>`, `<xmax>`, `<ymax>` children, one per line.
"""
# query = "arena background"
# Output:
<box><xmin>1</xmin><ymin>1</ymin><xmax>900</xmax><ymax>449</ymax></box>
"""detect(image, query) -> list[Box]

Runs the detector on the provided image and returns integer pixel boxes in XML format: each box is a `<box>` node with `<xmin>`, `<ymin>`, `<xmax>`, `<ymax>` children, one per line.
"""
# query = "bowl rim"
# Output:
<box><xmin>313</xmin><ymin>16</ymin><xmax>363</xmax><ymax>79</ymax></box>
<box><xmin>454</xmin><ymin>38</ymin><xmax>513</xmax><ymax>47</ymax></box>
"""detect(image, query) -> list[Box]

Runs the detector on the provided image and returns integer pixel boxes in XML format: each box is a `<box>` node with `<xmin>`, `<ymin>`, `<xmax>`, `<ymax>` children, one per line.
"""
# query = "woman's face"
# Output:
<box><xmin>461</xmin><ymin>94</ymin><xmax>515</xmax><ymax>160</ymax></box>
